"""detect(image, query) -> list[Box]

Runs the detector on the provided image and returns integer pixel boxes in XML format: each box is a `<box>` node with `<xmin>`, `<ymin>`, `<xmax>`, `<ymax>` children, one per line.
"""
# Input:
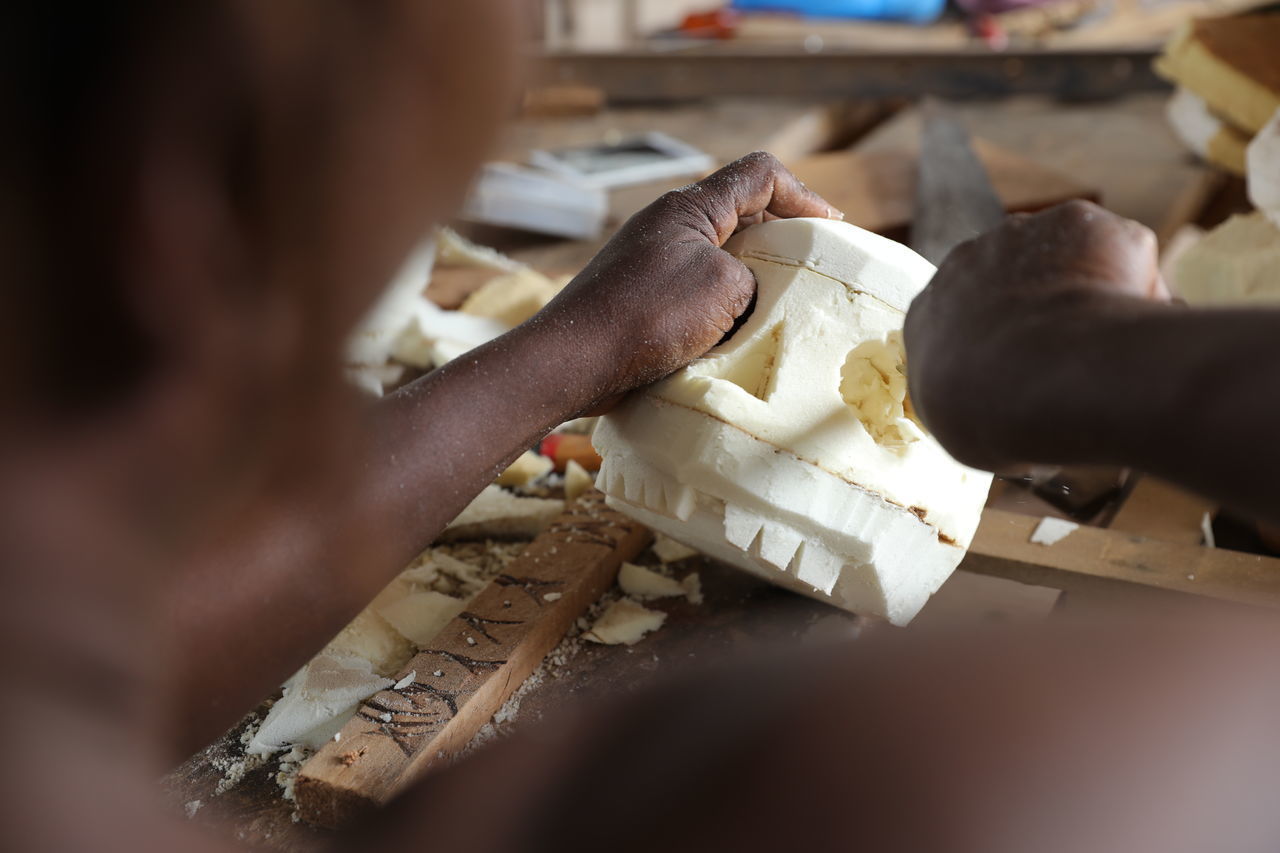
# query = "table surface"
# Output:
<box><xmin>166</xmin><ymin>91</ymin><xmax>1219</xmax><ymax>849</ymax></box>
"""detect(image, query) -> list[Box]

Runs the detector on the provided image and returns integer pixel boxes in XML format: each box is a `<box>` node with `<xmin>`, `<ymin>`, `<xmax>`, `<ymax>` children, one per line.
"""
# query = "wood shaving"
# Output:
<box><xmin>1029</xmin><ymin>517</ymin><xmax>1079</xmax><ymax>546</ymax></box>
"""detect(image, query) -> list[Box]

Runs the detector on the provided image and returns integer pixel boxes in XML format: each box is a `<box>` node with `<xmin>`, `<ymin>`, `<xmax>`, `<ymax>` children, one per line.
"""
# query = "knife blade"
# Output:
<box><xmin>910</xmin><ymin>103</ymin><xmax>1006</xmax><ymax>266</ymax></box>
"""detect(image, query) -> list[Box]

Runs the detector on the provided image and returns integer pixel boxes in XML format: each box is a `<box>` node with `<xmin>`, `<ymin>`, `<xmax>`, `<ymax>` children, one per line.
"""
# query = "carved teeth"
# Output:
<box><xmin>790</xmin><ymin>541</ymin><xmax>844</xmax><ymax>595</ymax></box>
<box><xmin>723</xmin><ymin>503</ymin><xmax>763</xmax><ymax>552</ymax></box>
<box><xmin>664</xmin><ymin>480</ymin><xmax>696</xmax><ymax>521</ymax></box>
<box><xmin>755</xmin><ymin>521</ymin><xmax>804</xmax><ymax>572</ymax></box>
<box><xmin>643</xmin><ymin>472</ymin><xmax>667</xmax><ymax>514</ymax></box>
<box><xmin>622</xmin><ymin>466</ymin><xmax>644</xmax><ymax>505</ymax></box>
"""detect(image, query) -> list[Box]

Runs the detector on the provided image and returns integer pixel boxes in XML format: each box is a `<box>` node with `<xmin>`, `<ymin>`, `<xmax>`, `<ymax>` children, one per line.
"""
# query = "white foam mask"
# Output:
<box><xmin>593</xmin><ymin>218</ymin><xmax>992</xmax><ymax>625</ymax></box>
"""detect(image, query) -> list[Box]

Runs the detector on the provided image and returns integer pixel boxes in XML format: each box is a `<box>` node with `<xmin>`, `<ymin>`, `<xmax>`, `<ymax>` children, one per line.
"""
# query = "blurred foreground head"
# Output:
<box><xmin>0</xmin><ymin>1</ymin><xmax>523</xmax><ymax>531</ymax></box>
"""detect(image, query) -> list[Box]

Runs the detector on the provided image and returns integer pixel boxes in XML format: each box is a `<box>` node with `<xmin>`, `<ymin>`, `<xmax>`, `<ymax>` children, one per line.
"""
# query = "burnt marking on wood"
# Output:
<box><xmin>548</xmin><ymin>518</ymin><xmax>620</xmax><ymax>547</ymax></box>
<box><xmin>363</xmin><ymin>695</ymin><xmax>445</xmax><ymax>721</ymax></box>
<box><xmin>494</xmin><ymin>574</ymin><xmax>565</xmax><ymax>605</ymax></box>
<box><xmin>357</xmin><ymin>682</ymin><xmax>465</xmax><ymax>757</ymax></box>
<box><xmin>459</xmin><ymin>612</ymin><xmax>523</xmax><ymax>644</ymax></box>
<box><xmin>417</xmin><ymin>649</ymin><xmax>507</xmax><ymax>675</ymax></box>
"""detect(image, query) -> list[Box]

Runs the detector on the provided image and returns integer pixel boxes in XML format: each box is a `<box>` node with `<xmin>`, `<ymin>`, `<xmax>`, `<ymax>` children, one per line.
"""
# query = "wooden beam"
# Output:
<box><xmin>965</xmin><ymin>508</ymin><xmax>1280</xmax><ymax>608</ymax></box>
<box><xmin>788</xmin><ymin>137</ymin><xmax>1097</xmax><ymax>239</ymax></box>
<box><xmin>537</xmin><ymin>47</ymin><xmax>1168</xmax><ymax>102</ymax></box>
<box><xmin>294</xmin><ymin>491</ymin><xmax>651</xmax><ymax>828</ymax></box>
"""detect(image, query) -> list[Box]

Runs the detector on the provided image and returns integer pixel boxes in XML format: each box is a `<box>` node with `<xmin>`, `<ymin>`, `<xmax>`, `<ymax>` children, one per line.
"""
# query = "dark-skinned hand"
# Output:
<box><xmin>533</xmin><ymin>151</ymin><xmax>841</xmax><ymax>411</ymax></box>
<box><xmin>904</xmin><ymin>200</ymin><xmax>1169</xmax><ymax>472</ymax></box>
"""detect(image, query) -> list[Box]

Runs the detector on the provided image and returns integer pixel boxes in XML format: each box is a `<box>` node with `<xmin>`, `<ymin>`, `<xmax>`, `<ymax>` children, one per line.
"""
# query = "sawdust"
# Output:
<box><xmin>466</xmin><ymin>590</ymin><xmax>622</xmax><ymax>754</ymax></box>
<box><xmin>209</xmin><ymin>711</ymin><xmax>269</xmax><ymax>796</ymax></box>
<box><xmin>274</xmin><ymin>746</ymin><xmax>313</xmax><ymax>803</ymax></box>
<box><xmin>338</xmin><ymin>746</ymin><xmax>368</xmax><ymax>767</ymax></box>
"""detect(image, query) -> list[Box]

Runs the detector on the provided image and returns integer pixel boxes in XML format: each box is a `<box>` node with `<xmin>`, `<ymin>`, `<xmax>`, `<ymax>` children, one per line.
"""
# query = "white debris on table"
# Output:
<box><xmin>651</xmin><ymin>534</ymin><xmax>699</xmax><ymax>564</ymax></box>
<box><xmin>1029</xmin><ymin>517</ymin><xmax>1080</xmax><ymax>546</ymax></box>
<box><xmin>442</xmin><ymin>485</ymin><xmax>563</xmax><ymax>540</ymax></box>
<box><xmin>618</xmin><ymin>561</ymin><xmax>697</xmax><ymax>602</ymax></box>
<box><xmin>1201</xmin><ymin>511</ymin><xmax>1216</xmax><ymax>548</ymax></box>
<box><xmin>584</xmin><ymin>598</ymin><xmax>667</xmax><ymax>646</ymax></box>
<box><xmin>564</xmin><ymin>459</ymin><xmax>595</xmax><ymax>501</ymax></box>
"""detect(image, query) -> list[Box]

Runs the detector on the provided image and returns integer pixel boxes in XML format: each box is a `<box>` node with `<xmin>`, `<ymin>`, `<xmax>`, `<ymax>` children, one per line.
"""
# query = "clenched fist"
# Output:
<box><xmin>534</xmin><ymin>152</ymin><xmax>840</xmax><ymax>407</ymax></box>
<box><xmin>904</xmin><ymin>200</ymin><xmax>1169</xmax><ymax>472</ymax></box>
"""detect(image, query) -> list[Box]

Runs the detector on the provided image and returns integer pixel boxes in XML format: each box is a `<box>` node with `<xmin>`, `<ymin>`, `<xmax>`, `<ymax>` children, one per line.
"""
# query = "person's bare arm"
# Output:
<box><xmin>904</xmin><ymin>200</ymin><xmax>1280</xmax><ymax>523</ymax></box>
<box><xmin>163</xmin><ymin>153</ymin><xmax>840</xmax><ymax>754</ymax></box>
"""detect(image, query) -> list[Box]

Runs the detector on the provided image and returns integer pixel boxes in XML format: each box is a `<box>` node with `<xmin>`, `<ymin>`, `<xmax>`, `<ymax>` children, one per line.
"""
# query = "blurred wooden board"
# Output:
<box><xmin>966</xmin><ymin>508</ymin><xmax>1280</xmax><ymax>608</ymax></box>
<box><xmin>854</xmin><ymin>96</ymin><xmax>1218</xmax><ymax>245</ymax></box>
<box><xmin>497</xmin><ymin>95</ymin><xmax>1203</xmax><ymax>277</ymax></box>
<box><xmin>733</xmin><ymin>0</ymin><xmax>1265</xmax><ymax>50</ymax></box>
<box><xmin>479</xmin><ymin>99</ymin><xmax>892</xmax><ymax>276</ymax></box>
<box><xmin>425</xmin><ymin>267</ymin><xmax>503</xmax><ymax>310</ymax></box>
<box><xmin>294</xmin><ymin>492</ymin><xmax>650</xmax><ymax>828</ymax></box>
<box><xmin>792</xmin><ymin>136</ymin><xmax>1096</xmax><ymax>239</ymax></box>
<box><xmin>498</xmin><ymin>98</ymin><xmax>886</xmax><ymax>172</ymax></box>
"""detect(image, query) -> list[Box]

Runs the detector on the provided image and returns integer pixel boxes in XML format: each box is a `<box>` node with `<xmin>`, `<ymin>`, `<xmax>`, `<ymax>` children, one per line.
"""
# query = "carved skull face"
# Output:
<box><xmin>593</xmin><ymin>218</ymin><xmax>991</xmax><ymax>625</ymax></box>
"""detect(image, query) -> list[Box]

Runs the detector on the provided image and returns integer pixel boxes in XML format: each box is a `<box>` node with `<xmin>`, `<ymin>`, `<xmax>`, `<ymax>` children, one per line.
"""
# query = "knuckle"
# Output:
<box><xmin>945</xmin><ymin>233</ymin><xmax>985</xmax><ymax>266</ymax></box>
<box><xmin>1121</xmin><ymin>219</ymin><xmax>1157</xmax><ymax>251</ymax></box>
<box><xmin>737</xmin><ymin>150</ymin><xmax>780</xmax><ymax>173</ymax></box>
<box><xmin>653</xmin><ymin>189</ymin><xmax>681</xmax><ymax>209</ymax></box>
<box><xmin>1045</xmin><ymin>198</ymin><xmax>1102</xmax><ymax>230</ymax></box>
<box><xmin>711</xmin><ymin>253</ymin><xmax>754</xmax><ymax>293</ymax></box>
<box><xmin>1057</xmin><ymin>198</ymin><xmax>1100</xmax><ymax>219</ymax></box>
<box><xmin>655</xmin><ymin>188</ymin><xmax>689</xmax><ymax>208</ymax></box>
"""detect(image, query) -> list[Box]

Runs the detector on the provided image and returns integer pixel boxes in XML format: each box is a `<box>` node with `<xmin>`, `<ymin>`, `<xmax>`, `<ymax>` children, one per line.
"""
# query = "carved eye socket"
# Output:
<box><xmin>840</xmin><ymin>332</ymin><xmax>923</xmax><ymax>451</ymax></box>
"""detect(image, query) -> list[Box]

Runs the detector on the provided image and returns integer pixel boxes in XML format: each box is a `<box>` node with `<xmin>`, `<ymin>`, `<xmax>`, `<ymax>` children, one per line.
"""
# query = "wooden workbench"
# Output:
<box><xmin>167</xmin><ymin>91</ymin><xmax>1241</xmax><ymax>848</ymax></box>
<box><xmin>481</xmin><ymin>92</ymin><xmax>1215</xmax><ymax>273</ymax></box>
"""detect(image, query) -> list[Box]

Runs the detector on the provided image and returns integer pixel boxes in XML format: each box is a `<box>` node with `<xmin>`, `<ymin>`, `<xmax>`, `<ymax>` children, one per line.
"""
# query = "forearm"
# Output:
<box><xmin>367</xmin><ymin>310</ymin><xmax>615</xmax><ymax>550</ymax></box>
<box><xmin>1000</xmin><ymin>304</ymin><xmax>1280</xmax><ymax>522</ymax></box>
<box><xmin>163</xmin><ymin>318</ymin><xmax>614</xmax><ymax>753</ymax></box>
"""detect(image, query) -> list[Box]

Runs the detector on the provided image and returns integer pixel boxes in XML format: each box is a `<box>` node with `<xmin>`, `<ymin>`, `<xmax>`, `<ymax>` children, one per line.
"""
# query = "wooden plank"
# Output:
<box><xmin>538</xmin><ymin>48</ymin><xmax>1168</xmax><ymax>102</ymax></box>
<box><xmin>789</xmin><ymin>137</ymin><xmax>1097</xmax><ymax>238</ymax></box>
<box><xmin>294</xmin><ymin>491</ymin><xmax>651</xmax><ymax>828</ymax></box>
<box><xmin>1108</xmin><ymin>477</ymin><xmax>1214</xmax><ymax>546</ymax></box>
<box><xmin>1058</xmin><ymin>477</ymin><xmax>1213</xmax><ymax>614</ymax></box>
<box><xmin>425</xmin><ymin>267</ymin><xmax>503</xmax><ymax>310</ymax></box>
<box><xmin>521</xmin><ymin>84</ymin><xmax>605</xmax><ymax>118</ymax></box>
<box><xmin>497</xmin><ymin>98</ymin><xmax>850</xmax><ymax>174</ymax></box>
<box><xmin>485</xmin><ymin>98</ymin><xmax>866</xmax><ymax>276</ymax></box>
<box><xmin>853</xmin><ymin>96</ymin><xmax>1214</xmax><ymax>245</ymax></box>
<box><xmin>732</xmin><ymin>0</ymin><xmax>1263</xmax><ymax>50</ymax></box>
<box><xmin>964</xmin><ymin>508</ymin><xmax>1280</xmax><ymax>608</ymax></box>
